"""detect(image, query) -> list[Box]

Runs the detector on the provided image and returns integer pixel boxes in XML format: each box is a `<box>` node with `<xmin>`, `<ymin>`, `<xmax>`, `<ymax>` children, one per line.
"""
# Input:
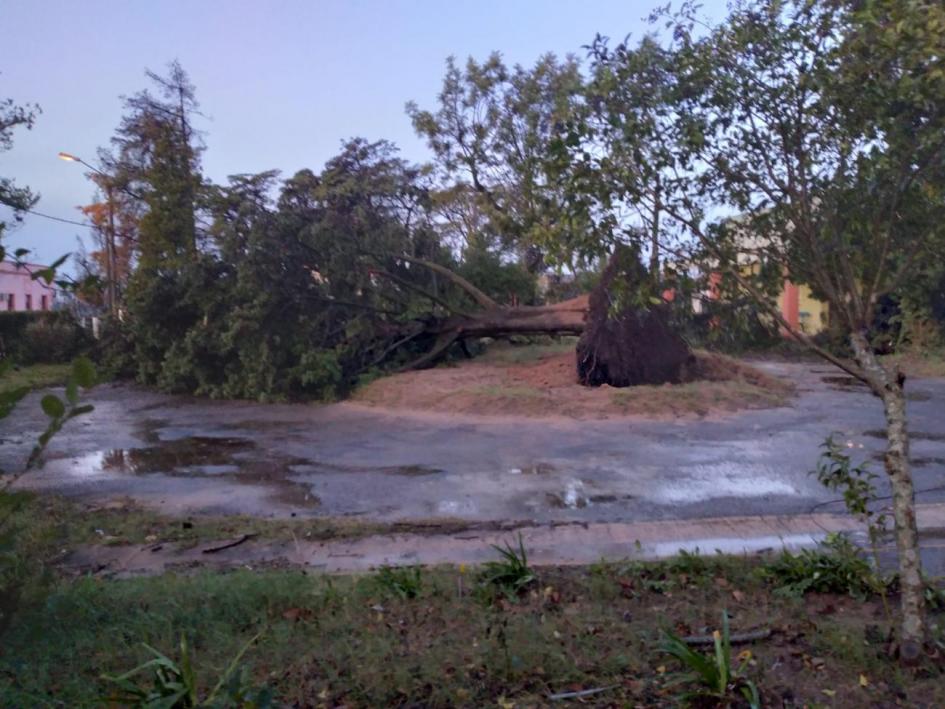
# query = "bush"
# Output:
<box><xmin>0</xmin><ymin>312</ymin><xmax>91</xmax><ymax>364</ymax></box>
<box><xmin>94</xmin><ymin>317</ymin><xmax>137</xmax><ymax>380</ymax></box>
<box><xmin>18</xmin><ymin>317</ymin><xmax>91</xmax><ymax>364</ymax></box>
<box><xmin>759</xmin><ymin>533</ymin><xmax>885</xmax><ymax>599</ymax></box>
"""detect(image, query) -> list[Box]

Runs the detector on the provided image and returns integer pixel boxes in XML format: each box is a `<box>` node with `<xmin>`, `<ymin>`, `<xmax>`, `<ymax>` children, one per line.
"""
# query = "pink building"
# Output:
<box><xmin>0</xmin><ymin>261</ymin><xmax>57</xmax><ymax>312</ymax></box>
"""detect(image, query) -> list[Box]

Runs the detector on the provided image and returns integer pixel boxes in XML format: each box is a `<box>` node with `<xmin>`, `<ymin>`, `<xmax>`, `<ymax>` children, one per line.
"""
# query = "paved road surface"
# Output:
<box><xmin>3</xmin><ymin>361</ymin><xmax>944</xmax><ymax>527</ymax></box>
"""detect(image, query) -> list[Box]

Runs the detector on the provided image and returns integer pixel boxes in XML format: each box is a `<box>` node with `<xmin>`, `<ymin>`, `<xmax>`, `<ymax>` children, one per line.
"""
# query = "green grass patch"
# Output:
<box><xmin>0</xmin><ymin>363</ymin><xmax>71</xmax><ymax>395</ymax></box>
<box><xmin>478</xmin><ymin>338</ymin><xmax>577</xmax><ymax>365</ymax></box>
<box><xmin>1</xmin><ymin>544</ymin><xmax>943</xmax><ymax>706</ymax></box>
<box><xmin>2</xmin><ymin>492</ymin><xmax>944</xmax><ymax>706</ymax></box>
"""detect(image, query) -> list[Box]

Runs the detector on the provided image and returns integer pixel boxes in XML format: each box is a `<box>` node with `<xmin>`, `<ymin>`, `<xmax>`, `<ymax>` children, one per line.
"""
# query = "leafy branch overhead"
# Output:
<box><xmin>26</xmin><ymin>357</ymin><xmax>97</xmax><ymax>470</ymax></box>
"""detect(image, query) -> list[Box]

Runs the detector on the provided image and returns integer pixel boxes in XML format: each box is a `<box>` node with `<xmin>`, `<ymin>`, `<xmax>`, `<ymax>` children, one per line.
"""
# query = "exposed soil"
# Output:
<box><xmin>354</xmin><ymin>346</ymin><xmax>794</xmax><ymax>419</ymax></box>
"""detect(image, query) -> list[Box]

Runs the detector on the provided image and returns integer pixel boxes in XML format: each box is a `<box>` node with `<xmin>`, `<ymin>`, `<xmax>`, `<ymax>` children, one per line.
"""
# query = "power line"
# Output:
<box><xmin>19</xmin><ymin>208</ymin><xmax>93</xmax><ymax>229</ymax></box>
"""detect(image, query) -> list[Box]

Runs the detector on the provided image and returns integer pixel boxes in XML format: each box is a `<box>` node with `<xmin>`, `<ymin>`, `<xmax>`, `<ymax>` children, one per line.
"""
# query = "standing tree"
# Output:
<box><xmin>571</xmin><ymin>0</ymin><xmax>945</xmax><ymax>658</ymax></box>
<box><xmin>111</xmin><ymin>61</ymin><xmax>205</xmax><ymax>383</ymax></box>
<box><xmin>0</xmin><ymin>93</ymin><xmax>40</xmax><ymax>242</ymax></box>
<box><xmin>407</xmin><ymin>53</ymin><xmax>590</xmax><ymax>270</ymax></box>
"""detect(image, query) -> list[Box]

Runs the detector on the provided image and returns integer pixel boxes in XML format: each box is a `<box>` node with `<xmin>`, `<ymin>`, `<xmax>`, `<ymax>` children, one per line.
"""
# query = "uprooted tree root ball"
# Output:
<box><xmin>577</xmin><ymin>246</ymin><xmax>693</xmax><ymax>387</ymax></box>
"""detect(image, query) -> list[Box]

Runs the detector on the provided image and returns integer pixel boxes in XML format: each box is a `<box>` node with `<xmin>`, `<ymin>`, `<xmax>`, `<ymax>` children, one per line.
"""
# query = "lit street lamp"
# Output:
<box><xmin>58</xmin><ymin>151</ymin><xmax>119</xmax><ymax>315</ymax></box>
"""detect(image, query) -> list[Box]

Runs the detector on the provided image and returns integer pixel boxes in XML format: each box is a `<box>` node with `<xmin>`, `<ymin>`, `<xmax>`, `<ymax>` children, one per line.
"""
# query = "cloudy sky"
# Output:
<box><xmin>1</xmin><ymin>0</ymin><xmax>727</xmax><ymax>266</ymax></box>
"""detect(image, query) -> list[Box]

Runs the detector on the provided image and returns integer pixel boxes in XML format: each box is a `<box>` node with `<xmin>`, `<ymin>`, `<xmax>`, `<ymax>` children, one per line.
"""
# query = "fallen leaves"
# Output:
<box><xmin>281</xmin><ymin>607</ymin><xmax>314</xmax><ymax>622</ymax></box>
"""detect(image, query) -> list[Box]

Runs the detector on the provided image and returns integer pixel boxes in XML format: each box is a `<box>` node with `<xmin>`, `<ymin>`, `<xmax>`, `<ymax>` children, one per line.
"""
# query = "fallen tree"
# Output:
<box><xmin>371</xmin><ymin>254</ymin><xmax>589</xmax><ymax>371</ymax></box>
<box><xmin>373</xmin><ymin>250</ymin><xmax>693</xmax><ymax>388</ymax></box>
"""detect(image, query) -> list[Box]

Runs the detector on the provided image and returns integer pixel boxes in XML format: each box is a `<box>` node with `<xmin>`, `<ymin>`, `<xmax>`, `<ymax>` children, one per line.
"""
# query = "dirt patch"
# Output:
<box><xmin>354</xmin><ymin>346</ymin><xmax>793</xmax><ymax>419</ymax></box>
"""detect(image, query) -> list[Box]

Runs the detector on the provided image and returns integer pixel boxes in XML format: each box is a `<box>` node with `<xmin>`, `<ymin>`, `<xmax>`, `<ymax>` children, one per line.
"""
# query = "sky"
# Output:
<box><xmin>1</xmin><ymin>0</ymin><xmax>728</xmax><ymax>267</ymax></box>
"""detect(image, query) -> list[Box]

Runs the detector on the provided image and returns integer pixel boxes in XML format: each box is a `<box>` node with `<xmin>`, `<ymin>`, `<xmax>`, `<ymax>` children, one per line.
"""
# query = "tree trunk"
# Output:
<box><xmin>395</xmin><ymin>296</ymin><xmax>588</xmax><ymax>370</ymax></box>
<box><xmin>650</xmin><ymin>177</ymin><xmax>661</xmax><ymax>282</ymax></box>
<box><xmin>849</xmin><ymin>332</ymin><xmax>925</xmax><ymax>662</ymax></box>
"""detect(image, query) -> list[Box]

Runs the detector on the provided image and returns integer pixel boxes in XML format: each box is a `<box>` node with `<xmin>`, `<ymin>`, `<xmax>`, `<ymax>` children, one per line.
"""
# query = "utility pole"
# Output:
<box><xmin>104</xmin><ymin>182</ymin><xmax>117</xmax><ymax>315</ymax></box>
<box><xmin>58</xmin><ymin>151</ymin><xmax>138</xmax><ymax>317</ymax></box>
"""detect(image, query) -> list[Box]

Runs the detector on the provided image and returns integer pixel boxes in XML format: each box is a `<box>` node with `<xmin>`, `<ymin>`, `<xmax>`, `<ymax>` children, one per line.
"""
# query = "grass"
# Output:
<box><xmin>0</xmin><ymin>363</ymin><xmax>71</xmax><ymax>395</ymax></box>
<box><xmin>2</xmin><ymin>493</ymin><xmax>943</xmax><ymax>706</ymax></box>
<box><xmin>477</xmin><ymin>337</ymin><xmax>578</xmax><ymax>365</ymax></box>
<box><xmin>1</xmin><ymin>552</ymin><xmax>943</xmax><ymax>707</ymax></box>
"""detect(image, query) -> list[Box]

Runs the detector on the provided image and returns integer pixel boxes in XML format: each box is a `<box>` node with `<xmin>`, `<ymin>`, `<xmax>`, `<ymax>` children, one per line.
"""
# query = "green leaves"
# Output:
<box><xmin>72</xmin><ymin>356</ymin><xmax>96</xmax><ymax>388</ymax></box>
<box><xmin>661</xmin><ymin>611</ymin><xmax>761</xmax><ymax>709</ymax></box>
<box><xmin>27</xmin><ymin>358</ymin><xmax>98</xmax><ymax>470</ymax></box>
<box><xmin>101</xmin><ymin>633</ymin><xmax>272</xmax><ymax>708</ymax></box>
<box><xmin>40</xmin><ymin>394</ymin><xmax>65</xmax><ymax>419</ymax></box>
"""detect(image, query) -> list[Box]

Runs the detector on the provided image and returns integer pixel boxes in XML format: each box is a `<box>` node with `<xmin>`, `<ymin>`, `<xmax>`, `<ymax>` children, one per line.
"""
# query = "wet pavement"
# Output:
<box><xmin>2</xmin><ymin>361</ymin><xmax>944</xmax><ymax>528</ymax></box>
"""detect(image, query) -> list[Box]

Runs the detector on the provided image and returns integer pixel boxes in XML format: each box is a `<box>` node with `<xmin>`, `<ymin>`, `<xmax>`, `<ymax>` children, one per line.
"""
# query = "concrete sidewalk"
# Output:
<box><xmin>63</xmin><ymin>502</ymin><xmax>945</xmax><ymax>577</ymax></box>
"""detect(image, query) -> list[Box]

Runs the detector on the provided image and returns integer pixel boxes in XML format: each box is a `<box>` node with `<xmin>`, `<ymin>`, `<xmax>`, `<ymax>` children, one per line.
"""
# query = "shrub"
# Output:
<box><xmin>0</xmin><ymin>312</ymin><xmax>91</xmax><ymax>364</ymax></box>
<box><xmin>94</xmin><ymin>317</ymin><xmax>138</xmax><ymax>380</ymax></box>
<box><xmin>101</xmin><ymin>635</ymin><xmax>274</xmax><ymax>708</ymax></box>
<box><xmin>17</xmin><ymin>316</ymin><xmax>91</xmax><ymax>364</ymax></box>
<box><xmin>661</xmin><ymin>610</ymin><xmax>761</xmax><ymax>709</ymax></box>
<box><xmin>759</xmin><ymin>533</ymin><xmax>885</xmax><ymax>599</ymax></box>
<box><xmin>477</xmin><ymin>535</ymin><xmax>536</xmax><ymax>602</ymax></box>
<box><xmin>374</xmin><ymin>566</ymin><xmax>423</xmax><ymax>600</ymax></box>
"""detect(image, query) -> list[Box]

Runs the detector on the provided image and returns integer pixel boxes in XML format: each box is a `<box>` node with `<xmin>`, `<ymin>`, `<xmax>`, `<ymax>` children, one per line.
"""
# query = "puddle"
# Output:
<box><xmin>55</xmin><ymin>437</ymin><xmax>319</xmax><ymax>508</ymax></box>
<box><xmin>382</xmin><ymin>464</ymin><xmax>443</xmax><ymax>477</ymax></box>
<box><xmin>651</xmin><ymin>465</ymin><xmax>797</xmax><ymax>504</ymax></box>
<box><xmin>649</xmin><ymin>533</ymin><xmax>824</xmax><ymax>557</ymax></box>
<box><xmin>587</xmin><ymin>493</ymin><xmax>634</xmax><ymax>504</ymax></box>
<box><xmin>99</xmin><ymin>437</ymin><xmax>254</xmax><ymax>473</ymax></box>
<box><xmin>863</xmin><ymin>430</ymin><xmax>945</xmax><ymax>442</ymax></box>
<box><xmin>912</xmin><ymin>457</ymin><xmax>945</xmax><ymax>468</ymax></box>
<box><xmin>869</xmin><ymin>452</ymin><xmax>945</xmax><ymax>469</ymax></box>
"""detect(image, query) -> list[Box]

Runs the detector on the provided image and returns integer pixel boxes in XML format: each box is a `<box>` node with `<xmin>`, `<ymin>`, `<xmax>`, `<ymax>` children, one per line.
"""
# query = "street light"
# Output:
<box><xmin>59</xmin><ymin>151</ymin><xmax>118</xmax><ymax>316</ymax></box>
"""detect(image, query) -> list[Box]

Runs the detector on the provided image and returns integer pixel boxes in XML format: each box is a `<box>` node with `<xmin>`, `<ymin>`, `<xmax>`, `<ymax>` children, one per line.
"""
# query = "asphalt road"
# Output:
<box><xmin>2</xmin><ymin>361</ymin><xmax>944</xmax><ymax>526</ymax></box>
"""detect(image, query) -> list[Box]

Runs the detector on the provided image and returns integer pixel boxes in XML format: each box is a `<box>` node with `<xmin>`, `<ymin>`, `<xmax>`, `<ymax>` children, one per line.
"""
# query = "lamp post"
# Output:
<box><xmin>58</xmin><ymin>152</ymin><xmax>118</xmax><ymax>316</ymax></box>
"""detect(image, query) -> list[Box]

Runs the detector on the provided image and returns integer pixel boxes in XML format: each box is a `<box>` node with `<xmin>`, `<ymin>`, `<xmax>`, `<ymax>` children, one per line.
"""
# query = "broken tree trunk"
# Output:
<box><xmin>396</xmin><ymin>295</ymin><xmax>589</xmax><ymax>371</ymax></box>
<box><xmin>380</xmin><ymin>251</ymin><xmax>690</xmax><ymax>386</ymax></box>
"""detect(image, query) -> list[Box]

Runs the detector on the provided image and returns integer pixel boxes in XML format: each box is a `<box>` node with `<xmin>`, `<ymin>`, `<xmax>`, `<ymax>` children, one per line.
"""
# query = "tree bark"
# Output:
<box><xmin>395</xmin><ymin>296</ymin><xmax>589</xmax><ymax>370</ymax></box>
<box><xmin>849</xmin><ymin>331</ymin><xmax>925</xmax><ymax>662</ymax></box>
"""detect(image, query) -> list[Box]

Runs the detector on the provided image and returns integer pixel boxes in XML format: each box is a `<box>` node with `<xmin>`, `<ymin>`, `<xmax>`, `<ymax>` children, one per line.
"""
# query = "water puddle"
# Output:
<box><xmin>863</xmin><ymin>430</ymin><xmax>945</xmax><ymax>442</ymax></box>
<box><xmin>98</xmin><ymin>437</ymin><xmax>253</xmax><ymax>473</ymax></box>
<box><xmin>648</xmin><ymin>533</ymin><xmax>825</xmax><ymax>557</ymax></box>
<box><xmin>54</xmin><ymin>436</ymin><xmax>319</xmax><ymax>508</ymax></box>
<box><xmin>651</xmin><ymin>465</ymin><xmax>797</xmax><ymax>504</ymax></box>
<box><xmin>384</xmin><ymin>464</ymin><xmax>443</xmax><ymax>476</ymax></box>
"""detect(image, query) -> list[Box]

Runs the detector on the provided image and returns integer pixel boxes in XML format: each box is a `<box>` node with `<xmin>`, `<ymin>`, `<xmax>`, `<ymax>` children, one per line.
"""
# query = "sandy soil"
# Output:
<box><xmin>354</xmin><ymin>346</ymin><xmax>794</xmax><ymax>419</ymax></box>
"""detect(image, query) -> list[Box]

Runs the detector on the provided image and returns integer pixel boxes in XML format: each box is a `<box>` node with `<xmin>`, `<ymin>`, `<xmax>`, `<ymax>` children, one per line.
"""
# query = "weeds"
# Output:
<box><xmin>374</xmin><ymin>565</ymin><xmax>423</xmax><ymax>600</ymax></box>
<box><xmin>661</xmin><ymin>610</ymin><xmax>762</xmax><ymax>708</ymax></box>
<box><xmin>760</xmin><ymin>533</ymin><xmax>885</xmax><ymax>599</ymax></box>
<box><xmin>102</xmin><ymin>634</ymin><xmax>274</xmax><ymax>708</ymax></box>
<box><xmin>478</xmin><ymin>534</ymin><xmax>536</xmax><ymax>601</ymax></box>
<box><xmin>812</xmin><ymin>435</ymin><xmax>892</xmax><ymax>613</ymax></box>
